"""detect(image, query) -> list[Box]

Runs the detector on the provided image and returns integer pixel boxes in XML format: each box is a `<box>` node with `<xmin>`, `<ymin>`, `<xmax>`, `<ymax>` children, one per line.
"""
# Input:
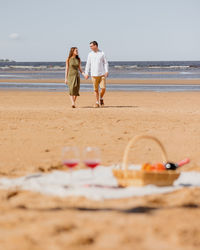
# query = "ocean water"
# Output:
<box><xmin>1</xmin><ymin>61</ymin><xmax>200</xmax><ymax>80</ymax></box>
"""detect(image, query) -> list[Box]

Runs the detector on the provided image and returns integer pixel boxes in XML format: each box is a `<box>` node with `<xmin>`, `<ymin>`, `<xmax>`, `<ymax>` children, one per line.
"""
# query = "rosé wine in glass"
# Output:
<box><xmin>84</xmin><ymin>160</ymin><xmax>100</xmax><ymax>169</ymax></box>
<box><xmin>63</xmin><ymin>160</ymin><xmax>79</xmax><ymax>168</ymax></box>
<box><xmin>62</xmin><ymin>146</ymin><xmax>80</xmax><ymax>185</ymax></box>
<box><xmin>83</xmin><ymin>147</ymin><xmax>101</xmax><ymax>180</ymax></box>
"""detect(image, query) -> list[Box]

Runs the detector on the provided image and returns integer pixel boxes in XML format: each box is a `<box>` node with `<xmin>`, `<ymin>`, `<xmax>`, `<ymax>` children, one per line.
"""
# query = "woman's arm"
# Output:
<box><xmin>84</xmin><ymin>54</ymin><xmax>91</xmax><ymax>79</ymax></box>
<box><xmin>65</xmin><ymin>59</ymin><xmax>69</xmax><ymax>83</ymax></box>
<box><xmin>79</xmin><ymin>60</ymin><xmax>85</xmax><ymax>77</ymax></box>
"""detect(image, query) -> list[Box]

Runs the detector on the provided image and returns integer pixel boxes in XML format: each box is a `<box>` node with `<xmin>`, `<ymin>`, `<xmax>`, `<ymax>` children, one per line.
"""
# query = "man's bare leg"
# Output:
<box><xmin>100</xmin><ymin>88</ymin><xmax>105</xmax><ymax>99</ymax></box>
<box><xmin>100</xmin><ymin>88</ymin><xmax>106</xmax><ymax>106</ymax></box>
<box><xmin>94</xmin><ymin>90</ymin><xmax>100</xmax><ymax>107</ymax></box>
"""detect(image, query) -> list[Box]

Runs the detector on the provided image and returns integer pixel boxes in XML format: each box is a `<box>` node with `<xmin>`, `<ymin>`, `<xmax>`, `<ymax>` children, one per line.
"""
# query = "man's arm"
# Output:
<box><xmin>103</xmin><ymin>53</ymin><xmax>109</xmax><ymax>77</ymax></box>
<box><xmin>84</xmin><ymin>54</ymin><xmax>91</xmax><ymax>79</ymax></box>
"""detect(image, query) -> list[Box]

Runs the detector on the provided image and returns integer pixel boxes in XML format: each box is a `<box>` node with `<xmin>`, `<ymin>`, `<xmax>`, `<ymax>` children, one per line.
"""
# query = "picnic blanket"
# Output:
<box><xmin>0</xmin><ymin>166</ymin><xmax>200</xmax><ymax>200</ymax></box>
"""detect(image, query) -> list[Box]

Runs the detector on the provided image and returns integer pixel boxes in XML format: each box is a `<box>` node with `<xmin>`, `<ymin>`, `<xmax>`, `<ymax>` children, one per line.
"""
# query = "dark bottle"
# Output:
<box><xmin>165</xmin><ymin>162</ymin><xmax>177</xmax><ymax>170</ymax></box>
<box><xmin>165</xmin><ymin>158</ymin><xmax>190</xmax><ymax>171</ymax></box>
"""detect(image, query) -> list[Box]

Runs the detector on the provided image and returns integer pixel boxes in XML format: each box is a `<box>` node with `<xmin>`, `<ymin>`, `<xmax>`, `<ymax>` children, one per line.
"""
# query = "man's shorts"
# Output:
<box><xmin>91</xmin><ymin>76</ymin><xmax>106</xmax><ymax>91</ymax></box>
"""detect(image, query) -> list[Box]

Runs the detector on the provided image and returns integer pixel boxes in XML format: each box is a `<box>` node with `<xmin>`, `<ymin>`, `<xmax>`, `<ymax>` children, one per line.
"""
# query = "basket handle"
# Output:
<box><xmin>122</xmin><ymin>135</ymin><xmax>168</xmax><ymax>170</ymax></box>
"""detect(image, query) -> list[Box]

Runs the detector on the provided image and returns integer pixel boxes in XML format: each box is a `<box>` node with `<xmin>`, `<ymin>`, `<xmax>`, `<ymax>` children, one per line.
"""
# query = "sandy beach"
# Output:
<box><xmin>1</xmin><ymin>77</ymin><xmax>200</xmax><ymax>85</ymax></box>
<box><xmin>1</xmin><ymin>0</ymin><xmax>200</xmax><ymax>247</ymax></box>
<box><xmin>1</xmin><ymin>90</ymin><xmax>200</xmax><ymax>249</ymax></box>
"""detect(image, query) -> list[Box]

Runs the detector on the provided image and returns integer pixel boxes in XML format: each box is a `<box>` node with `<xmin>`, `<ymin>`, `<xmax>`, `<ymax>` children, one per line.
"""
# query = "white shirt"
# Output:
<box><xmin>85</xmin><ymin>50</ymin><xmax>109</xmax><ymax>77</ymax></box>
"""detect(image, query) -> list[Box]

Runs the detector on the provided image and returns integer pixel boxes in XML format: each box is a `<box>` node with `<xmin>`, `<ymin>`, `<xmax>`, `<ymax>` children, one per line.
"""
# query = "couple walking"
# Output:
<box><xmin>65</xmin><ymin>41</ymin><xmax>109</xmax><ymax>108</ymax></box>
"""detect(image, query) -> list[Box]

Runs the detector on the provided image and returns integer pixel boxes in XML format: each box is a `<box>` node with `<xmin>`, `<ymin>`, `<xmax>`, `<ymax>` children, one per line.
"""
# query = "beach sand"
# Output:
<box><xmin>1</xmin><ymin>77</ymin><xmax>200</xmax><ymax>84</ymax></box>
<box><xmin>0</xmin><ymin>90</ymin><xmax>200</xmax><ymax>249</ymax></box>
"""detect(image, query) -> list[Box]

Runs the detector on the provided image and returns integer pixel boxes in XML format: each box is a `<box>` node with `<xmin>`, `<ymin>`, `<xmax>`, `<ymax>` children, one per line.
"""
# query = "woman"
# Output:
<box><xmin>65</xmin><ymin>47</ymin><xmax>85</xmax><ymax>108</ymax></box>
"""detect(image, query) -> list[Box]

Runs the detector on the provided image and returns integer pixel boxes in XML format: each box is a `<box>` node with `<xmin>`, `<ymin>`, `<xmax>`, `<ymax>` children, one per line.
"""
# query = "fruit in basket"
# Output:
<box><xmin>114</xmin><ymin>135</ymin><xmax>184</xmax><ymax>187</ymax></box>
<box><xmin>142</xmin><ymin>163</ymin><xmax>151</xmax><ymax>171</ymax></box>
<box><xmin>142</xmin><ymin>162</ymin><xmax>165</xmax><ymax>171</ymax></box>
<box><xmin>142</xmin><ymin>158</ymin><xmax>190</xmax><ymax>172</ymax></box>
<box><xmin>152</xmin><ymin>163</ymin><xmax>166</xmax><ymax>171</ymax></box>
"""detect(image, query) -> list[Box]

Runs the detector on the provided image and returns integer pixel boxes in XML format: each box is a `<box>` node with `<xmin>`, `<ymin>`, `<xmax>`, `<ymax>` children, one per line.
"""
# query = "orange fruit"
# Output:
<box><xmin>142</xmin><ymin>163</ymin><xmax>151</xmax><ymax>171</ymax></box>
<box><xmin>151</xmin><ymin>163</ymin><xmax>166</xmax><ymax>171</ymax></box>
<box><xmin>142</xmin><ymin>163</ymin><xmax>155</xmax><ymax>171</ymax></box>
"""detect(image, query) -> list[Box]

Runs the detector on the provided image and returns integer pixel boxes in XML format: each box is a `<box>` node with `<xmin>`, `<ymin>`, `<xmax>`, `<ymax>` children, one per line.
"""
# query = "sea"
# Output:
<box><xmin>1</xmin><ymin>61</ymin><xmax>200</xmax><ymax>91</ymax></box>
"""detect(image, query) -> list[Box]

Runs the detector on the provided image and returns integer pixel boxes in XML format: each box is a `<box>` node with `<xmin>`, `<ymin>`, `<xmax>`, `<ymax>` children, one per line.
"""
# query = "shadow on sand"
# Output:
<box><xmin>80</xmin><ymin>105</ymin><xmax>139</xmax><ymax>109</ymax></box>
<box><xmin>15</xmin><ymin>203</ymin><xmax>200</xmax><ymax>214</ymax></box>
<box><xmin>15</xmin><ymin>204</ymin><xmax>158</xmax><ymax>214</ymax></box>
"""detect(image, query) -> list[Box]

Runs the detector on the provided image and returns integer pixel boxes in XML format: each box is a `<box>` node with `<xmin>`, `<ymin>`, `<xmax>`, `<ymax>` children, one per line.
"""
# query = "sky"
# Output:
<box><xmin>0</xmin><ymin>0</ymin><xmax>200</xmax><ymax>61</ymax></box>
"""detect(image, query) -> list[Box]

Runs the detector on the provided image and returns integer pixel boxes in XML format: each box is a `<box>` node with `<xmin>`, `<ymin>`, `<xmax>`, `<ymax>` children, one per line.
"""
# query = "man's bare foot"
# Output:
<box><xmin>94</xmin><ymin>103</ymin><xmax>100</xmax><ymax>108</ymax></box>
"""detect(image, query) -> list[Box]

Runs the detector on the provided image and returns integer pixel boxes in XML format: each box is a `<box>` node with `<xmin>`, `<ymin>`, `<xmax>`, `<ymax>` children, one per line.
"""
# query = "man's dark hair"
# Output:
<box><xmin>90</xmin><ymin>41</ymin><xmax>98</xmax><ymax>47</ymax></box>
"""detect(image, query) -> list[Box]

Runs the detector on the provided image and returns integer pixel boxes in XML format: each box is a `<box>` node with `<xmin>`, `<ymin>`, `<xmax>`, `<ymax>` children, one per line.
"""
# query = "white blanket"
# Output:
<box><xmin>0</xmin><ymin>166</ymin><xmax>199</xmax><ymax>200</ymax></box>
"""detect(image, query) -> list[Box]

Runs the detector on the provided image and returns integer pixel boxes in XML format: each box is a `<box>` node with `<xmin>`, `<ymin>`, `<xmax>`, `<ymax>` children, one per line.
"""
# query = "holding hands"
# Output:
<box><xmin>82</xmin><ymin>72</ymin><xmax>89</xmax><ymax>80</ymax></box>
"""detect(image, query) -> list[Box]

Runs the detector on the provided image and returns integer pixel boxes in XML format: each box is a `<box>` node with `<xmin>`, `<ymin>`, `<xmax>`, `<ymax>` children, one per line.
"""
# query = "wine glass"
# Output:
<box><xmin>83</xmin><ymin>147</ymin><xmax>101</xmax><ymax>179</ymax></box>
<box><xmin>62</xmin><ymin>146</ymin><xmax>80</xmax><ymax>185</ymax></box>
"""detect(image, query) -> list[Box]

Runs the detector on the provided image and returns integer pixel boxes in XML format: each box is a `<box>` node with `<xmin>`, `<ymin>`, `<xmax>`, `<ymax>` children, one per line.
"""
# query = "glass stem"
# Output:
<box><xmin>91</xmin><ymin>169</ymin><xmax>95</xmax><ymax>187</ymax></box>
<box><xmin>69</xmin><ymin>168</ymin><xmax>73</xmax><ymax>187</ymax></box>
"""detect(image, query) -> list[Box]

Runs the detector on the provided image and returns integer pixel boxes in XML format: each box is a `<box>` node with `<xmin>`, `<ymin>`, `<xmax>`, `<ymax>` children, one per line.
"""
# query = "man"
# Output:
<box><xmin>85</xmin><ymin>41</ymin><xmax>109</xmax><ymax>107</ymax></box>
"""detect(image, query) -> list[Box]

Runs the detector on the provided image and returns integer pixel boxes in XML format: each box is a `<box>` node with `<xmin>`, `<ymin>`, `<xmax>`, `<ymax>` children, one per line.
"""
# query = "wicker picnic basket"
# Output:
<box><xmin>112</xmin><ymin>135</ymin><xmax>180</xmax><ymax>187</ymax></box>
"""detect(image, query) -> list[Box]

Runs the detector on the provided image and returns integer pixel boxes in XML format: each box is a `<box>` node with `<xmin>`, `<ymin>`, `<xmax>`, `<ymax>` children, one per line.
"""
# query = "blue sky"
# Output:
<box><xmin>0</xmin><ymin>0</ymin><xmax>200</xmax><ymax>61</ymax></box>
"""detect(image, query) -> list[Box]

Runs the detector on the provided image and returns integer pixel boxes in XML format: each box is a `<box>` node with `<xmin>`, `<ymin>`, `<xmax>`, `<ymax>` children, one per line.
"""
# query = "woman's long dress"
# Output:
<box><xmin>67</xmin><ymin>57</ymin><xmax>80</xmax><ymax>96</ymax></box>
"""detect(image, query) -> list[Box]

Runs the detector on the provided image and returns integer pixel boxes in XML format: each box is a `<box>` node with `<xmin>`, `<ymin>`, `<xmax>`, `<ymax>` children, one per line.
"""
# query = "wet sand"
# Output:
<box><xmin>0</xmin><ymin>90</ymin><xmax>200</xmax><ymax>249</ymax></box>
<box><xmin>1</xmin><ymin>78</ymin><xmax>200</xmax><ymax>84</ymax></box>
